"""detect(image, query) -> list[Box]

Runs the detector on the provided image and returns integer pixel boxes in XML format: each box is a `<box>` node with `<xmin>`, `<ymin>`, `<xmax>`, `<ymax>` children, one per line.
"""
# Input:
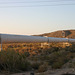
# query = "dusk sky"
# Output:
<box><xmin>0</xmin><ymin>0</ymin><xmax>75</xmax><ymax>35</ymax></box>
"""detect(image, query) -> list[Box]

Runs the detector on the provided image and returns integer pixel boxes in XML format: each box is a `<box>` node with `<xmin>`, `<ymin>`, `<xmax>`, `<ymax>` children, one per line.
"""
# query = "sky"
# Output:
<box><xmin>0</xmin><ymin>0</ymin><xmax>75</xmax><ymax>35</ymax></box>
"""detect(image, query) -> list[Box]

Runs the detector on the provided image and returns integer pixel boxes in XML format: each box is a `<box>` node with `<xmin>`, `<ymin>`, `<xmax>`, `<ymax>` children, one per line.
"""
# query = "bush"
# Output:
<box><xmin>48</xmin><ymin>50</ymin><xmax>73</xmax><ymax>69</ymax></box>
<box><xmin>0</xmin><ymin>49</ymin><xmax>31</xmax><ymax>72</ymax></box>
<box><xmin>52</xmin><ymin>61</ymin><xmax>64</xmax><ymax>69</ymax></box>
<box><xmin>24</xmin><ymin>52</ymin><xmax>30</xmax><ymax>57</ymax></box>
<box><xmin>38</xmin><ymin>63</ymin><xmax>48</xmax><ymax>73</ymax></box>
<box><xmin>31</xmin><ymin>62</ymin><xmax>42</xmax><ymax>70</ymax></box>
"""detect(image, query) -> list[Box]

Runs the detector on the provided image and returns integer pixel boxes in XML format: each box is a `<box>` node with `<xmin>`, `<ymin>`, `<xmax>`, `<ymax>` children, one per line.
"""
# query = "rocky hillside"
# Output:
<box><xmin>35</xmin><ymin>30</ymin><xmax>75</xmax><ymax>39</ymax></box>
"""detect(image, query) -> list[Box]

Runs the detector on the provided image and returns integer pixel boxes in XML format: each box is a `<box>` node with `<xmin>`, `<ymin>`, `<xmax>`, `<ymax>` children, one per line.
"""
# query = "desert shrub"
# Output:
<box><xmin>52</xmin><ymin>62</ymin><xmax>63</xmax><ymax>69</ymax></box>
<box><xmin>43</xmin><ymin>47</ymin><xmax>59</xmax><ymax>55</ymax></box>
<box><xmin>38</xmin><ymin>63</ymin><xmax>48</xmax><ymax>73</ymax></box>
<box><xmin>0</xmin><ymin>49</ymin><xmax>31</xmax><ymax>72</ymax></box>
<box><xmin>48</xmin><ymin>50</ymin><xmax>73</xmax><ymax>69</ymax></box>
<box><xmin>24</xmin><ymin>52</ymin><xmax>30</xmax><ymax>57</ymax></box>
<box><xmin>31</xmin><ymin>62</ymin><xmax>42</xmax><ymax>70</ymax></box>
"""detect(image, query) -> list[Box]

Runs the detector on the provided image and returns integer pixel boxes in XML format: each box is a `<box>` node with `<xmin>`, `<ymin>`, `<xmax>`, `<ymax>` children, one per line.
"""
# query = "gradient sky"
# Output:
<box><xmin>0</xmin><ymin>0</ymin><xmax>75</xmax><ymax>35</ymax></box>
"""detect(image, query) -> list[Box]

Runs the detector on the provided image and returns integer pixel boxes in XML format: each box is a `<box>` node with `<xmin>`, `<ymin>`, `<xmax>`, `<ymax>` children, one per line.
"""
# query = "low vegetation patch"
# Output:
<box><xmin>0</xmin><ymin>49</ymin><xmax>31</xmax><ymax>73</ymax></box>
<box><xmin>0</xmin><ymin>43</ymin><xmax>75</xmax><ymax>74</ymax></box>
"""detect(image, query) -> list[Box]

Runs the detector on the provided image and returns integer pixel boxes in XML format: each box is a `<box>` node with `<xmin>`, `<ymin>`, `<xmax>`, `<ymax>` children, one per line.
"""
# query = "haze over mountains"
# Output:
<box><xmin>35</xmin><ymin>30</ymin><xmax>75</xmax><ymax>39</ymax></box>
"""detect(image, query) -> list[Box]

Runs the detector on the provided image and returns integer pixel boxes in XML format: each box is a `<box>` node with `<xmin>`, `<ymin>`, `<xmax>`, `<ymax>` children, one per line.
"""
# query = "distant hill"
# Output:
<box><xmin>35</xmin><ymin>30</ymin><xmax>75</xmax><ymax>39</ymax></box>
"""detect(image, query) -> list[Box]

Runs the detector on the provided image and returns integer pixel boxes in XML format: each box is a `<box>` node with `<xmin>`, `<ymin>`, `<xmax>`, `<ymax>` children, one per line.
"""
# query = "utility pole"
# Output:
<box><xmin>62</xmin><ymin>30</ymin><xmax>65</xmax><ymax>47</ymax></box>
<box><xmin>0</xmin><ymin>34</ymin><xmax>2</xmax><ymax>51</ymax></box>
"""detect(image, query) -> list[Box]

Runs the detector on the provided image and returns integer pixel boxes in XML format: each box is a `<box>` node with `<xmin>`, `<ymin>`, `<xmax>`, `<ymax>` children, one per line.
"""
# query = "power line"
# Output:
<box><xmin>0</xmin><ymin>0</ymin><xmax>75</xmax><ymax>4</ymax></box>
<box><xmin>0</xmin><ymin>3</ymin><xmax>75</xmax><ymax>8</ymax></box>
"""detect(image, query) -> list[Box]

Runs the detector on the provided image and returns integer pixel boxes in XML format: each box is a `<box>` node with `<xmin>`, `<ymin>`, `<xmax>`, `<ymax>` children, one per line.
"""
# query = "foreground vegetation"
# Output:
<box><xmin>0</xmin><ymin>43</ymin><xmax>75</xmax><ymax>74</ymax></box>
<box><xmin>0</xmin><ymin>50</ymin><xmax>31</xmax><ymax>73</ymax></box>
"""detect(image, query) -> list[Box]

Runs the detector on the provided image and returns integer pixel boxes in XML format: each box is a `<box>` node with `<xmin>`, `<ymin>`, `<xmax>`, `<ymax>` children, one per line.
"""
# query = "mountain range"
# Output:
<box><xmin>35</xmin><ymin>30</ymin><xmax>75</xmax><ymax>39</ymax></box>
